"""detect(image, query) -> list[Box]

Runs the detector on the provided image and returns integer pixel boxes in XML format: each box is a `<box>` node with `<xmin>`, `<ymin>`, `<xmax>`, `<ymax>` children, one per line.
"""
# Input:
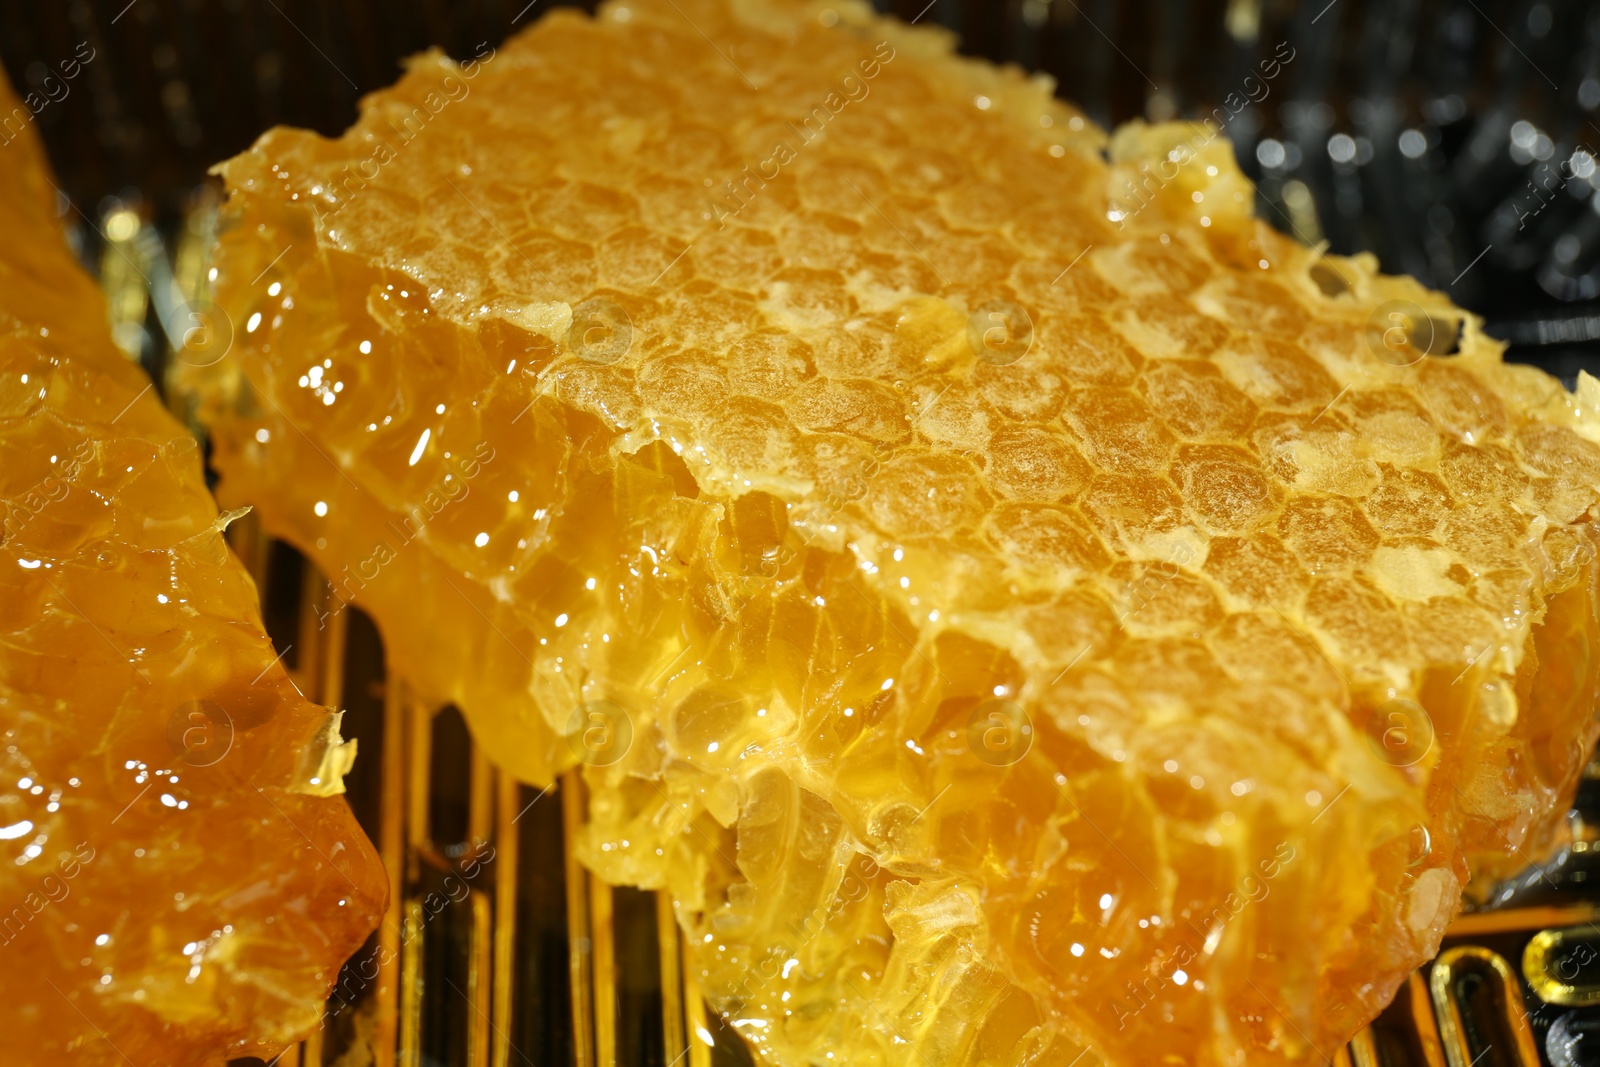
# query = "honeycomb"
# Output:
<box><xmin>0</xmin><ymin>71</ymin><xmax>385</xmax><ymax>1065</ymax></box>
<box><xmin>192</xmin><ymin>0</ymin><xmax>1600</xmax><ymax>1063</ymax></box>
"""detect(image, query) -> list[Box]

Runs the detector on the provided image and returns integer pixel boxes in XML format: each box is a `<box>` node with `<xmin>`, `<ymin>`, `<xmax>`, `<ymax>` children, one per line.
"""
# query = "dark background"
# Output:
<box><xmin>3</xmin><ymin>0</ymin><xmax>1600</xmax><ymax>379</ymax></box>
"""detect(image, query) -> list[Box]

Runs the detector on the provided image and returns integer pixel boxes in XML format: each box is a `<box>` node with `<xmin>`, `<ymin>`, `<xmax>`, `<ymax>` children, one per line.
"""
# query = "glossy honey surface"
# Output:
<box><xmin>0</xmin><ymin>70</ymin><xmax>385</xmax><ymax>1067</ymax></box>
<box><xmin>192</xmin><ymin>1</ymin><xmax>1600</xmax><ymax>1062</ymax></box>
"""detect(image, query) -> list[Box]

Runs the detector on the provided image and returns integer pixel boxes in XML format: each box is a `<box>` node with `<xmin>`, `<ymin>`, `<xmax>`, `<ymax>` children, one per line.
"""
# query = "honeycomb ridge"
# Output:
<box><xmin>197</xmin><ymin>2</ymin><xmax>1600</xmax><ymax>1063</ymax></box>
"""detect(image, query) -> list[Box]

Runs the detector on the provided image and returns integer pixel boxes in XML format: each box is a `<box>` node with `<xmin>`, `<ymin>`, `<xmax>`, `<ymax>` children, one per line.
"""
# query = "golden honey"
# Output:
<box><xmin>0</xmin><ymin>71</ymin><xmax>384</xmax><ymax>1066</ymax></box>
<box><xmin>191</xmin><ymin>1</ymin><xmax>1600</xmax><ymax>1063</ymax></box>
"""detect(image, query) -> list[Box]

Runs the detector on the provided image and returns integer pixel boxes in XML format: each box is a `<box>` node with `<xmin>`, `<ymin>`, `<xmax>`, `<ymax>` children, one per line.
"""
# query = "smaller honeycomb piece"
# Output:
<box><xmin>193</xmin><ymin>2</ymin><xmax>1600</xmax><ymax>1065</ymax></box>
<box><xmin>0</xmin><ymin>68</ymin><xmax>385</xmax><ymax>1066</ymax></box>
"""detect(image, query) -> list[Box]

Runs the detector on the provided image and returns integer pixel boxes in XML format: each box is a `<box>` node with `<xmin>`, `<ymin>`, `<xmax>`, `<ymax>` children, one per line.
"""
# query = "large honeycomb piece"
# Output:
<box><xmin>0</xmin><ymin>70</ymin><xmax>385</xmax><ymax>1065</ymax></box>
<box><xmin>193</xmin><ymin>0</ymin><xmax>1600</xmax><ymax>1063</ymax></box>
